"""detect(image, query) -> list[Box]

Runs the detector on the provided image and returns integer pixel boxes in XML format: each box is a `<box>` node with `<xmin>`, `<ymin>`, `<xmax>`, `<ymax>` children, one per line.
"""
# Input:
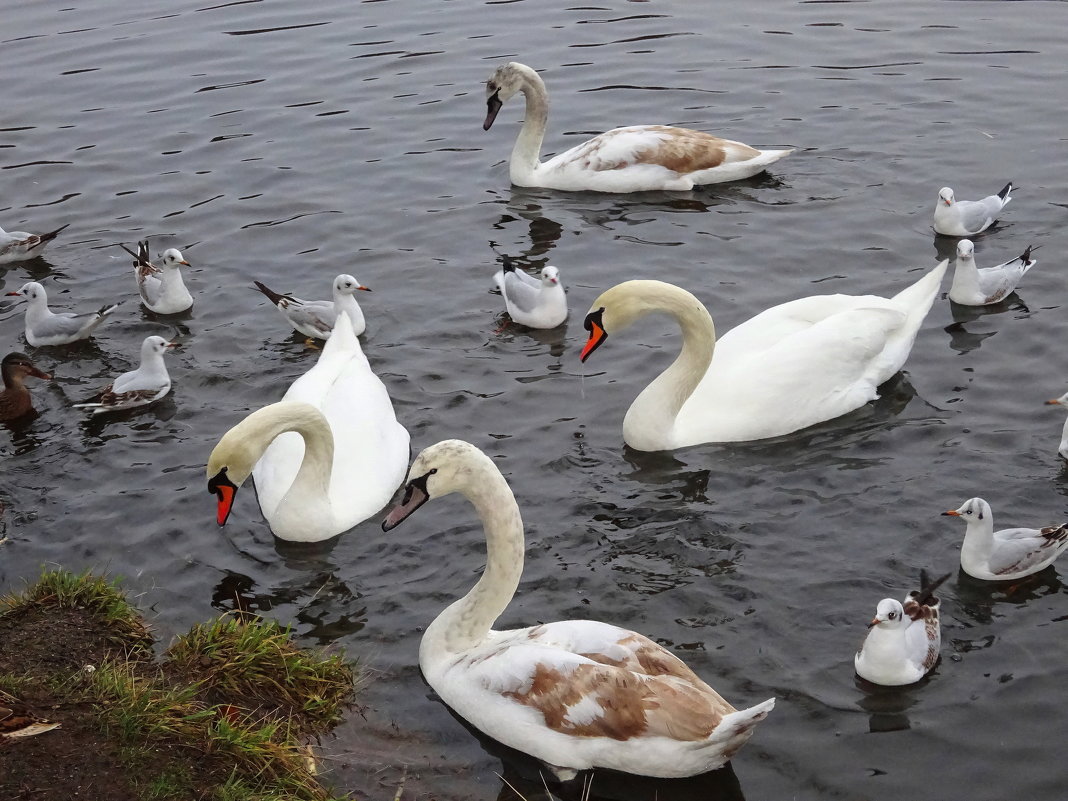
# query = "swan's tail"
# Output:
<box><xmin>891</xmin><ymin>259</ymin><xmax>948</xmax><ymax>325</ymax></box>
<box><xmin>705</xmin><ymin>697</ymin><xmax>775</xmax><ymax>763</ymax></box>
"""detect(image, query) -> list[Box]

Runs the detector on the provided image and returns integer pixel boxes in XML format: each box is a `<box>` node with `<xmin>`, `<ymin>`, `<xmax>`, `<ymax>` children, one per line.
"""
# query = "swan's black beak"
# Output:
<box><xmin>580</xmin><ymin>307</ymin><xmax>607</xmax><ymax>363</ymax></box>
<box><xmin>483</xmin><ymin>90</ymin><xmax>503</xmax><ymax>131</ymax></box>
<box><xmin>208</xmin><ymin>467</ymin><xmax>239</xmax><ymax>527</ymax></box>
<box><xmin>382</xmin><ymin>471</ymin><xmax>434</xmax><ymax>531</ymax></box>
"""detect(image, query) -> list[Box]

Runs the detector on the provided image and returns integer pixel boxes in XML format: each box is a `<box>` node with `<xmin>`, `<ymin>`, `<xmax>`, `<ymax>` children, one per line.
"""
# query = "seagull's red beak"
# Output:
<box><xmin>942</xmin><ymin>510</ymin><xmax>960</xmax><ymax>517</ymax></box>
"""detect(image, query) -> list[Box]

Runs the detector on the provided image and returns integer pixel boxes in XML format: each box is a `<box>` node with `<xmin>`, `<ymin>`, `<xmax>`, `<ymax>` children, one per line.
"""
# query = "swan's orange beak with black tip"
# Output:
<box><xmin>580</xmin><ymin>307</ymin><xmax>607</xmax><ymax>363</ymax></box>
<box><xmin>208</xmin><ymin>467</ymin><xmax>239</xmax><ymax>526</ymax></box>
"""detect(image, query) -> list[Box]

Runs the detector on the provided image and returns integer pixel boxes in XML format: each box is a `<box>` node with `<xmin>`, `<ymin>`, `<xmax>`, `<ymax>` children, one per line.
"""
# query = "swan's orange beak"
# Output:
<box><xmin>580</xmin><ymin>307</ymin><xmax>607</xmax><ymax>363</ymax></box>
<box><xmin>208</xmin><ymin>468</ymin><xmax>239</xmax><ymax>526</ymax></box>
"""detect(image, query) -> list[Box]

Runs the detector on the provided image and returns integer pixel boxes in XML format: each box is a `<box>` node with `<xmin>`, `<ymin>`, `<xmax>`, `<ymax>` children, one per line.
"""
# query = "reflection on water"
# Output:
<box><xmin>852</xmin><ymin>675</ymin><xmax>931</xmax><ymax>734</ymax></box>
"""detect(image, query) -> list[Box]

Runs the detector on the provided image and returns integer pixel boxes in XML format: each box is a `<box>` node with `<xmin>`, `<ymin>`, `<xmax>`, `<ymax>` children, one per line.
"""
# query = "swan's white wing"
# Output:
<box><xmin>253</xmin><ymin>314</ymin><xmax>409</xmax><ymax>527</ymax></box>
<box><xmin>544</xmin><ymin>126</ymin><xmax>757</xmax><ymax>175</ymax></box>
<box><xmin>682</xmin><ymin>298</ymin><xmax>907</xmax><ymax>442</ymax></box>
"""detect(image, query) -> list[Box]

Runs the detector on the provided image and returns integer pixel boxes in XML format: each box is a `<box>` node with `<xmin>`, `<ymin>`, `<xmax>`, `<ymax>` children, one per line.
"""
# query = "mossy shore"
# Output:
<box><xmin>0</xmin><ymin>569</ymin><xmax>361</xmax><ymax>801</ymax></box>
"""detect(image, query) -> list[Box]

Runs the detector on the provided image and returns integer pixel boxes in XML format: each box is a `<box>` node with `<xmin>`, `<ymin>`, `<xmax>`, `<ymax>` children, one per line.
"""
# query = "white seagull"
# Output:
<box><xmin>493</xmin><ymin>259</ymin><xmax>567</xmax><ymax>329</ymax></box>
<box><xmin>483</xmin><ymin>62</ymin><xmax>793</xmax><ymax>192</ymax></box>
<box><xmin>74</xmin><ymin>336</ymin><xmax>176</xmax><ymax>415</ymax></box>
<box><xmin>948</xmin><ymin>239</ymin><xmax>1036</xmax><ymax>305</ymax></box>
<box><xmin>1045</xmin><ymin>392</ymin><xmax>1068</xmax><ymax>460</ymax></box>
<box><xmin>254</xmin><ymin>274</ymin><xmax>370</xmax><ymax>339</ymax></box>
<box><xmin>943</xmin><ymin>497</ymin><xmax>1068</xmax><ymax>581</ymax></box>
<box><xmin>933</xmin><ymin>183</ymin><xmax>1012</xmax><ymax>236</ymax></box>
<box><xmin>0</xmin><ymin>223</ymin><xmax>69</xmax><ymax>264</ymax></box>
<box><xmin>854</xmin><ymin>572</ymin><xmax>949</xmax><ymax>686</ymax></box>
<box><xmin>5</xmin><ymin>281</ymin><xmax>119</xmax><ymax>347</ymax></box>
<box><xmin>122</xmin><ymin>241</ymin><xmax>193</xmax><ymax>315</ymax></box>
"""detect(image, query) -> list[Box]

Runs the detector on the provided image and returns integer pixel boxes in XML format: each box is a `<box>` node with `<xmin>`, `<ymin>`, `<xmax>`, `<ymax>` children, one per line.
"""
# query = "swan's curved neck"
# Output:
<box><xmin>624</xmin><ymin>285</ymin><xmax>717</xmax><ymax>450</ymax></box>
<box><xmin>423</xmin><ymin>463</ymin><xmax>525</xmax><ymax>656</ymax></box>
<box><xmin>228</xmin><ymin>403</ymin><xmax>335</xmax><ymax>514</ymax></box>
<box><xmin>510</xmin><ymin>65</ymin><xmax>550</xmax><ymax>183</ymax></box>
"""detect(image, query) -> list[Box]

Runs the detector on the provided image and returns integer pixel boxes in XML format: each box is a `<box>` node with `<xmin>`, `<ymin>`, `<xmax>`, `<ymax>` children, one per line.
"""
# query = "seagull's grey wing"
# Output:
<box><xmin>501</xmin><ymin>272</ymin><xmax>542</xmax><ymax>314</ymax></box>
<box><xmin>138</xmin><ymin>273</ymin><xmax>163</xmax><ymax>305</ymax></box>
<box><xmin>988</xmin><ymin>528</ymin><xmax>1060</xmax><ymax>575</ymax></box>
<box><xmin>285</xmin><ymin>300</ymin><xmax>337</xmax><ymax>336</ymax></box>
<box><xmin>955</xmin><ymin>200</ymin><xmax>996</xmax><ymax>233</ymax></box>
<box><xmin>33</xmin><ymin>312</ymin><xmax>92</xmax><ymax>339</ymax></box>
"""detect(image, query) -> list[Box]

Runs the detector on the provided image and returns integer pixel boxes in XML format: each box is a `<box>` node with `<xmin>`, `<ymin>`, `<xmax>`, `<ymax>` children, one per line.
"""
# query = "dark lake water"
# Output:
<box><xmin>3</xmin><ymin>1</ymin><xmax>1068</xmax><ymax>799</ymax></box>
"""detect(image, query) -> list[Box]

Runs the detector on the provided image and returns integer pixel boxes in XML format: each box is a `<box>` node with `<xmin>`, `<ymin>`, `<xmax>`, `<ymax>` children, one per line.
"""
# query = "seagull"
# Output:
<box><xmin>1044</xmin><ymin>392</ymin><xmax>1068</xmax><ymax>460</ymax></box>
<box><xmin>855</xmin><ymin>571</ymin><xmax>950</xmax><ymax>686</ymax></box>
<box><xmin>253</xmin><ymin>274</ymin><xmax>370</xmax><ymax>339</ymax></box>
<box><xmin>5</xmin><ymin>281</ymin><xmax>119</xmax><ymax>347</ymax></box>
<box><xmin>0</xmin><ymin>223</ymin><xmax>69</xmax><ymax>264</ymax></box>
<box><xmin>0</xmin><ymin>352</ymin><xmax>51</xmax><ymax>422</ymax></box>
<box><xmin>73</xmin><ymin>335</ymin><xmax>176</xmax><ymax>415</ymax></box>
<box><xmin>121</xmin><ymin>241</ymin><xmax>193</xmax><ymax>314</ymax></box>
<box><xmin>943</xmin><ymin>497</ymin><xmax>1068</xmax><ymax>581</ymax></box>
<box><xmin>933</xmin><ymin>183</ymin><xmax>1012</xmax><ymax>236</ymax></box>
<box><xmin>493</xmin><ymin>258</ymin><xmax>567</xmax><ymax>328</ymax></box>
<box><xmin>948</xmin><ymin>240</ymin><xmax>1037</xmax><ymax>305</ymax></box>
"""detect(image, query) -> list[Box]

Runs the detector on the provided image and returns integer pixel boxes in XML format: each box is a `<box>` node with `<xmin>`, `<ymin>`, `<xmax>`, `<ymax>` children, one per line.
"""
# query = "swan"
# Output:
<box><xmin>207</xmin><ymin>313</ymin><xmax>409</xmax><ymax>542</ymax></box>
<box><xmin>382</xmin><ymin>439</ymin><xmax>774</xmax><ymax>780</ymax></box>
<box><xmin>942</xmin><ymin>497</ymin><xmax>1068</xmax><ymax>581</ymax></box>
<box><xmin>854</xmin><ymin>572</ymin><xmax>948</xmax><ymax>686</ymax></box>
<box><xmin>933</xmin><ymin>183</ymin><xmax>1012</xmax><ymax>237</ymax></box>
<box><xmin>124</xmin><ymin>241</ymin><xmax>193</xmax><ymax>314</ymax></box>
<box><xmin>579</xmin><ymin>261</ymin><xmax>948</xmax><ymax>450</ymax></box>
<box><xmin>483</xmin><ymin>62</ymin><xmax>793</xmax><ymax>193</ymax></box>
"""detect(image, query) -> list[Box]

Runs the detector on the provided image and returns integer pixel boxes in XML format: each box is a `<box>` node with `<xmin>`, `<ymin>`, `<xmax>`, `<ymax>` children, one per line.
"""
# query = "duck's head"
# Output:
<box><xmin>956</xmin><ymin>239</ymin><xmax>974</xmax><ymax>260</ymax></box>
<box><xmin>1</xmin><ymin>352</ymin><xmax>51</xmax><ymax>384</ymax></box>
<box><xmin>938</xmin><ymin>187</ymin><xmax>955</xmax><ymax>207</ymax></box>
<box><xmin>942</xmin><ymin>496</ymin><xmax>990</xmax><ymax>523</ymax></box>
<box><xmin>160</xmin><ymin>248</ymin><xmax>190</xmax><ymax>269</ymax></box>
<box><xmin>382</xmin><ymin>440</ymin><xmax>490</xmax><ymax>531</ymax></box>
<box><xmin>484</xmin><ymin>62</ymin><xmax>531</xmax><ymax>131</ymax></box>
<box><xmin>333</xmin><ymin>273</ymin><xmax>371</xmax><ymax>296</ymax></box>
<box><xmin>868</xmin><ymin>598</ymin><xmax>907</xmax><ymax>630</ymax></box>
<box><xmin>540</xmin><ymin>265</ymin><xmax>561</xmax><ymax>287</ymax></box>
<box><xmin>5</xmin><ymin>281</ymin><xmax>45</xmax><ymax>304</ymax></box>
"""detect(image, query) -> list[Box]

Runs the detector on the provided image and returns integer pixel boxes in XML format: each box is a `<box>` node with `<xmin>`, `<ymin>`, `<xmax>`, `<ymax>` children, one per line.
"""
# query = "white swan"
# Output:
<box><xmin>207</xmin><ymin>313</ymin><xmax>409</xmax><ymax>542</ymax></box>
<box><xmin>854</xmin><ymin>572</ymin><xmax>948</xmax><ymax>686</ymax></box>
<box><xmin>943</xmin><ymin>498</ymin><xmax>1068</xmax><ymax>581</ymax></box>
<box><xmin>579</xmin><ymin>261</ymin><xmax>948</xmax><ymax>450</ymax></box>
<box><xmin>382</xmin><ymin>440</ymin><xmax>774</xmax><ymax>780</ymax></box>
<box><xmin>483</xmin><ymin>62</ymin><xmax>792</xmax><ymax>193</ymax></box>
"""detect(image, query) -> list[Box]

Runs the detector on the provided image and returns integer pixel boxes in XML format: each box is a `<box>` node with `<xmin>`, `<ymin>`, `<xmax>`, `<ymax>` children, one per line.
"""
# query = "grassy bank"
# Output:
<box><xmin>0</xmin><ymin>569</ymin><xmax>360</xmax><ymax>800</ymax></box>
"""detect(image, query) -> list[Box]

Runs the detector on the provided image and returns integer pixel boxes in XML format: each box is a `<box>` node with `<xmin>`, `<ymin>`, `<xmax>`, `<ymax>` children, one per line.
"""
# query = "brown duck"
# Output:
<box><xmin>0</xmin><ymin>352</ymin><xmax>51</xmax><ymax>422</ymax></box>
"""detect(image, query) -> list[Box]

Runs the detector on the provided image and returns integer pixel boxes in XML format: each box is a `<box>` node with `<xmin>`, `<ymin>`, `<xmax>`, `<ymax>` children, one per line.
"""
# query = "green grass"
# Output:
<box><xmin>166</xmin><ymin>616</ymin><xmax>359</xmax><ymax>733</ymax></box>
<box><xmin>1</xmin><ymin>568</ymin><xmax>152</xmax><ymax>646</ymax></box>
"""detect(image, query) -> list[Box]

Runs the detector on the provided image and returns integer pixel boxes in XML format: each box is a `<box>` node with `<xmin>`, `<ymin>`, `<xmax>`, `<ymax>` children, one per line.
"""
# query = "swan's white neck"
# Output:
<box><xmin>421</xmin><ymin>461</ymin><xmax>524</xmax><ymax>662</ymax></box>
<box><xmin>234</xmin><ymin>403</ymin><xmax>337</xmax><ymax>540</ymax></box>
<box><xmin>622</xmin><ymin>284</ymin><xmax>716</xmax><ymax>451</ymax></box>
<box><xmin>509</xmin><ymin>64</ymin><xmax>549</xmax><ymax>184</ymax></box>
